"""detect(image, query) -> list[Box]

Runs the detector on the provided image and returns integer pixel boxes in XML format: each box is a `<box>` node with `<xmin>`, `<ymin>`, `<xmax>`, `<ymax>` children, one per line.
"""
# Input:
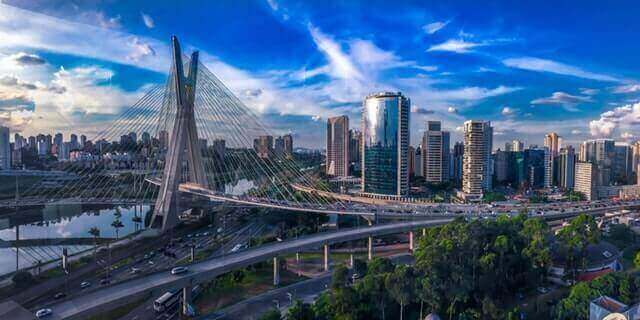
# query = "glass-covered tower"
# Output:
<box><xmin>361</xmin><ymin>92</ymin><xmax>410</xmax><ymax>197</ymax></box>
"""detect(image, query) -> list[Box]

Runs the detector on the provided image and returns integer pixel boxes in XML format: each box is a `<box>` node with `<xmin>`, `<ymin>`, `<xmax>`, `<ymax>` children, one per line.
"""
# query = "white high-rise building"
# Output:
<box><xmin>512</xmin><ymin>140</ymin><xmax>524</xmax><ymax>152</ymax></box>
<box><xmin>575</xmin><ymin>161</ymin><xmax>597</xmax><ymax>200</ymax></box>
<box><xmin>422</xmin><ymin>121</ymin><xmax>450</xmax><ymax>183</ymax></box>
<box><xmin>0</xmin><ymin>126</ymin><xmax>10</xmax><ymax>170</ymax></box>
<box><xmin>326</xmin><ymin>116</ymin><xmax>349</xmax><ymax>177</ymax></box>
<box><xmin>462</xmin><ymin>120</ymin><xmax>493</xmax><ymax>200</ymax></box>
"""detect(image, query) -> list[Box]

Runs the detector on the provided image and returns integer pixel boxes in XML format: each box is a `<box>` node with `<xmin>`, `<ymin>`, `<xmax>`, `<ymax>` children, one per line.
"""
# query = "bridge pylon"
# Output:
<box><xmin>151</xmin><ymin>36</ymin><xmax>208</xmax><ymax>231</ymax></box>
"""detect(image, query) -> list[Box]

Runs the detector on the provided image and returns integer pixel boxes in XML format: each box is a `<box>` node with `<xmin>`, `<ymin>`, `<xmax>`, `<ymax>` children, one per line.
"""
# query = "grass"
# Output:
<box><xmin>194</xmin><ymin>264</ymin><xmax>307</xmax><ymax>315</ymax></box>
<box><xmin>85</xmin><ymin>298</ymin><xmax>146</xmax><ymax>320</ymax></box>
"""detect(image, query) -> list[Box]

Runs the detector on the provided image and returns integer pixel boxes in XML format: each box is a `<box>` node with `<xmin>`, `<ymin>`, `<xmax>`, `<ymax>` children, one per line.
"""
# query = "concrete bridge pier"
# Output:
<box><xmin>182</xmin><ymin>285</ymin><xmax>192</xmax><ymax>316</ymax></box>
<box><xmin>422</xmin><ymin>228</ymin><xmax>426</xmax><ymax>236</ymax></box>
<box><xmin>409</xmin><ymin>231</ymin><xmax>414</xmax><ymax>252</ymax></box>
<box><xmin>367</xmin><ymin>236</ymin><xmax>373</xmax><ymax>261</ymax></box>
<box><xmin>273</xmin><ymin>257</ymin><xmax>280</xmax><ymax>286</ymax></box>
<box><xmin>323</xmin><ymin>244</ymin><xmax>330</xmax><ymax>272</ymax></box>
<box><xmin>349</xmin><ymin>253</ymin><xmax>354</xmax><ymax>268</ymax></box>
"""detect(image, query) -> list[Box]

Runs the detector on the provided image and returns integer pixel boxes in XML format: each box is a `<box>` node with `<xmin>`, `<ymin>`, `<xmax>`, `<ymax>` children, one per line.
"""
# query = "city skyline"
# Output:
<box><xmin>1</xmin><ymin>1</ymin><xmax>640</xmax><ymax>149</ymax></box>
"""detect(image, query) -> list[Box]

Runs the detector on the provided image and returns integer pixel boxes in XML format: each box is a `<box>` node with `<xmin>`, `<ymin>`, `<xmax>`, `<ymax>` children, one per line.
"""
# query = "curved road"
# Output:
<box><xmin>44</xmin><ymin>219</ymin><xmax>452</xmax><ymax>319</ymax></box>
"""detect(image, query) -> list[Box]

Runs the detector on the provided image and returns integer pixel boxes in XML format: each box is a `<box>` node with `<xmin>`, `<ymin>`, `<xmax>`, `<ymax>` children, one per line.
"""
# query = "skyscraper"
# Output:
<box><xmin>349</xmin><ymin>129</ymin><xmax>362</xmax><ymax>172</ymax></box>
<box><xmin>452</xmin><ymin>142</ymin><xmax>464</xmax><ymax>186</ymax></box>
<box><xmin>557</xmin><ymin>146</ymin><xmax>576</xmax><ymax>189</ymax></box>
<box><xmin>613</xmin><ymin>142</ymin><xmax>633</xmax><ymax>184</ymax></box>
<box><xmin>462</xmin><ymin>120</ymin><xmax>493</xmax><ymax>200</ymax></box>
<box><xmin>544</xmin><ymin>133</ymin><xmax>561</xmax><ymax>157</ymax></box>
<box><xmin>361</xmin><ymin>92</ymin><xmax>410</xmax><ymax>197</ymax></box>
<box><xmin>253</xmin><ymin>135</ymin><xmax>273</xmax><ymax>159</ymax></box>
<box><xmin>326</xmin><ymin>116</ymin><xmax>349</xmax><ymax>177</ymax></box>
<box><xmin>70</xmin><ymin>134</ymin><xmax>78</xmax><ymax>150</ymax></box>
<box><xmin>422</xmin><ymin>121</ymin><xmax>450</xmax><ymax>183</ymax></box>
<box><xmin>580</xmin><ymin>139</ymin><xmax>615</xmax><ymax>186</ymax></box>
<box><xmin>575</xmin><ymin>161</ymin><xmax>597</xmax><ymax>200</ymax></box>
<box><xmin>282</xmin><ymin>134</ymin><xmax>293</xmax><ymax>158</ymax></box>
<box><xmin>158</xmin><ymin>130</ymin><xmax>169</xmax><ymax>150</ymax></box>
<box><xmin>0</xmin><ymin>126</ymin><xmax>10</xmax><ymax>170</ymax></box>
<box><xmin>544</xmin><ymin>133</ymin><xmax>560</xmax><ymax>187</ymax></box>
<box><xmin>274</xmin><ymin>136</ymin><xmax>285</xmax><ymax>157</ymax></box>
<box><xmin>414</xmin><ymin>145</ymin><xmax>423</xmax><ymax>177</ymax></box>
<box><xmin>512</xmin><ymin>140</ymin><xmax>524</xmax><ymax>152</ymax></box>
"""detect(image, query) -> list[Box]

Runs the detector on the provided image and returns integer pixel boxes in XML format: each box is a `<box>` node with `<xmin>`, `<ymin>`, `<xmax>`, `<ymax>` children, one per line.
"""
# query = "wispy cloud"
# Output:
<box><xmin>501</xmin><ymin>106</ymin><xmax>515</xmax><ymax>116</ymax></box>
<box><xmin>141</xmin><ymin>12</ymin><xmax>154</xmax><ymax>28</ymax></box>
<box><xmin>531</xmin><ymin>91</ymin><xmax>592</xmax><ymax>112</ymax></box>
<box><xmin>423</xmin><ymin>20</ymin><xmax>449</xmax><ymax>34</ymax></box>
<box><xmin>427</xmin><ymin>39</ymin><xmax>485</xmax><ymax>53</ymax></box>
<box><xmin>503</xmin><ymin>57</ymin><xmax>620</xmax><ymax>82</ymax></box>
<box><xmin>613</xmin><ymin>84</ymin><xmax>640</xmax><ymax>94</ymax></box>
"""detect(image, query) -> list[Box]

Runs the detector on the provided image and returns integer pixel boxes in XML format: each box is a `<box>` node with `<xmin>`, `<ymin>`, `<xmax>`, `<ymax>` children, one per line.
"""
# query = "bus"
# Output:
<box><xmin>154</xmin><ymin>290</ymin><xmax>179</xmax><ymax>313</ymax></box>
<box><xmin>153</xmin><ymin>286</ymin><xmax>202</xmax><ymax>313</ymax></box>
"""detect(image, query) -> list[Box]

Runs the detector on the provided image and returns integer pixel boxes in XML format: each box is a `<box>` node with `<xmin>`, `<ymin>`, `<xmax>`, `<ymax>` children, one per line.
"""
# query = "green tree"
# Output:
<box><xmin>635</xmin><ymin>251</ymin><xmax>640</xmax><ymax>269</ymax></box>
<box><xmin>88</xmin><ymin>226</ymin><xmax>101</xmax><ymax>258</ymax></box>
<box><xmin>111</xmin><ymin>219</ymin><xmax>124</xmax><ymax>239</ymax></box>
<box><xmin>331</xmin><ymin>264</ymin><xmax>350</xmax><ymax>290</ymax></box>
<box><xmin>352</xmin><ymin>258</ymin><xmax>367</xmax><ymax>277</ymax></box>
<box><xmin>286</xmin><ymin>300</ymin><xmax>314</xmax><ymax>320</ymax></box>
<box><xmin>359</xmin><ymin>269</ymin><xmax>390</xmax><ymax>320</ymax></box>
<box><xmin>12</xmin><ymin>271</ymin><xmax>34</xmax><ymax>289</ymax></box>
<box><xmin>259</xmin><ymin>308</ymin><xmax>282</xmax><ymax>320</ymax></box>
<box><xmin>557</xmin><ymin>214</ymin><xmax>601</xmax><ymax>281</ymax></box>
<box><xmin>385</xmin><ymin>265</ymin><xmax>416</xmax><ymax>320</ymax></box>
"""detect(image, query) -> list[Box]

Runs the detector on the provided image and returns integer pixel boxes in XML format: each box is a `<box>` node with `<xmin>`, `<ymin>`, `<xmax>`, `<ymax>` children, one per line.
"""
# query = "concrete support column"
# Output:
<box><xmin>273</xmin><ymin>257</ymin><xmax>280</xmax><ymax>286</ymax></box>
<box><xmin>368</xmin><ymin>236</ymin><xmax>373</xmax><ymax>261</ymax></box>
<box><xmin>323</xmin><ymin>244</ymin><xmax>330</xmax><ymax>272</ymax></box>
<box><xmin>422</xmin><ymin>228</ymin><xmax>426</xmax><ymax>236</ymax></box>
<box><xmin>190</xmin><ymin>246</ymin><xmax>195</xmax><ymax>262</ymax></box>
<box><xmin>182</xmin><ymin>285</ymin><xmax>192</xmax><ymax>316</ymax></box>
<box><xmin>350</xmin><ymin>253</ymin><xmax>354</xmax><ymax>268</ymax></box>
<box><xmin>409</xmin><ymin>231</ymin><xmax>415</xmax><ymax>252</ymax></box>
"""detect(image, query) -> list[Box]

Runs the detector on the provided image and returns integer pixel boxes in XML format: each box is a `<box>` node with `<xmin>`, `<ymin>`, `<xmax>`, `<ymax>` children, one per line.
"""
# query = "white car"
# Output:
<box><xmin>80</xmin><ymin>281</ymin><xmax>91</xmax><ymax>289</ymax></box>
<box><xmin>171</xmin><ymin>267</ymin><xmax>188</xmax><ymax>275</ymax></box>
<box><xmin>36</xmin><ymin>308</ymin><xmax>53</xmax><ymax>318</ymax></box>
<box><xmin>130</xmin><ymin>267</ymin><xmax>141</xmax><ymax>274</ymax></box>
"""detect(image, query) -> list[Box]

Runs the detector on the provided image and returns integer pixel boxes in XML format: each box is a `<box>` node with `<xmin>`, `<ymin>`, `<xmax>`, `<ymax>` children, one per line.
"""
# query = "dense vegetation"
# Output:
<box><xmin>267</xmin><ymin>215</ymin><xmax>556</xmax><ymax>320</ymax></box>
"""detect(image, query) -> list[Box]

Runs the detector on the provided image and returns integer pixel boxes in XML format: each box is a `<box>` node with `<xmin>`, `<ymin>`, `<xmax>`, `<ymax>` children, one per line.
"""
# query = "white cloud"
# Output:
<box><xmin>579</xmin><ymin>88</ymin><xmax>599</xmax><ymax>96</ymax></box>
<box><xmin>588</xmin><ymin>102</ymin><xmax>640</xmax><ymax>138</ymax></box>
<box><xmin>308</xmin><ymin>24</ymin><xmax>363</xmax><ymax>81</ymax></box>
<box><xmin>501</xmin><ymin>107</ymin><xmax>514</xmax><ymax>115</ymax></box>
<box><xmin>503</xmin><ymin>57</ymin><xmax>620</xmax><ymax>82</ymax></box>
<box><xmin>423</xmin><ymin>21</ymin><xmax>449</xmax><ymax>34</ymax></box>
<box><xmin>571</xmin><ymin>129</ymin><xmax>582</xmax><ymax>135</ymax></box>
<box><xmin>613</xmin><ymin>84</ymin><xmax>640</xmax><ymax>94</ymax></box>
<box><xmin>141</xmin><ymin>13</ymin><xmax>155</xmax><ymax>29</ymax></box>
<box><xmin>621</xmin><ymin>132</ymin><xmax>635</xmax><ymax>140</ymax></box>
<box><xmin>266</xmin><ymin>0</ymin><xmax>279</xmax><ymax>11</ymax></box>
<box><xmin>531</xmin><ymin>91</ymin><xmax>592</xmax><ymax>112</ymax></box>
<box><xmin>427</xmin><ymin>39</ymin><xmax>484</xmax><ymax>53</ymax></box>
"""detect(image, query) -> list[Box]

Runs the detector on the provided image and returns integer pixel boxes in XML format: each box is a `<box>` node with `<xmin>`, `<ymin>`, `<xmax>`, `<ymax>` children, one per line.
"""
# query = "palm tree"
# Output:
<box><xmin>111</xmin><ymin>219</ymin><xmax>124</xmax><ymax>239</ymax></box>
<box><xmin>88</xmin><ymin>227</ymin><xmax>100</xmax><ymax>258</ymax></box>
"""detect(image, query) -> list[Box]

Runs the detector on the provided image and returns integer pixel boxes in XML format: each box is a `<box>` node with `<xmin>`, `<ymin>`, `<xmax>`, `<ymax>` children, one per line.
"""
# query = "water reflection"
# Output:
<box><xmin>0</xmin><ymin>204</ymin><xmax>149</xmax><ymax>241</ymax></box>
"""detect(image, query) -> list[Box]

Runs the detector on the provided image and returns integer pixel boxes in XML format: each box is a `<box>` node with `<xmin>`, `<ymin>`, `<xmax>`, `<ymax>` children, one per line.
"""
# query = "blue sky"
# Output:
<box><xmin>1</xmin><ymin>0</ymin><xmax>640</xmax><ymax>148</ymax></box>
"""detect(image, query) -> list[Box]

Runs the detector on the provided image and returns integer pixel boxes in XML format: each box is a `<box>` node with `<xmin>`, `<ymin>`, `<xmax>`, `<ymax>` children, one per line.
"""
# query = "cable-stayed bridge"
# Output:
<box><xmin>5</xmin><ymin>36</ymin><xmax>429</xmax><ymax>231</ymax></box>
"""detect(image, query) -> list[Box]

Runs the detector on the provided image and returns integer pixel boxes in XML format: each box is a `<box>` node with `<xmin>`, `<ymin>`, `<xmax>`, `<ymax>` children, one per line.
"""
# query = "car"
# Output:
<box><xmin>171</xmin><ymin>267</ymin><xmax>189</xmax><ymax>275</ymax></box>
<box><xmin>130</xmin><ymin>267</ymin><xmax>141</xmax><ymax>274</ymax></box>
<box><xmin>80</xmin><ymin>281</ymin><xmax>91</xmax><ymax>289</ymax></box>
<box><xmin>100</xmin><ymin>278</ymin><xmax>110</xmax><ymax>285</ymax></box>
<box><xmin>53</xmin><ymin>292</ymin><xmax>66</xmax><ymax>299</ymax></box>
<box><xmin>537</xmin><ymin>287</ymin><xmax>550</xmax><ymax>294</ymax></box>
<box><xmin>35</xmin><ymin>308</ymin><xmax>53</xmax><ymax>318</ymax></box>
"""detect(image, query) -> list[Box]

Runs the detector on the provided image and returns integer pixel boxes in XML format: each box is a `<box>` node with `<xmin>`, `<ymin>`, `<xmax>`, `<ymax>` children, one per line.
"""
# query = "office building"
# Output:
<box><xmin>0</xmin><ymin>126</ymin><xmax>9</xmax><ymax>169</ymax></box>
<box><xmin>422</xmin><ymin>121</ymin><xmax>450</xmax><ymax>183</ymax></box>
<box><xmin>575</xmin><ymin>161</ymin><xmax>597</xmax><ymax>200</ymax></box>
<box><xmin>326</xmin><ymin>116</ymin><xmax>349</xmax><ymax>177</ymax></box>
<box><xmin>80</xmin><ymin>134</ymin><xmax>87</xmax><ymax>147</ymax></box>
<box><xmin>282</xmin><ymin>134</ymin><xmax>293</xmax><ymax>158</ymax></box>
<box><xmin>70</xmin><ymin>134</ymin><xmax>79</xmax><ymax>150</ymax></box>
<box><xmin>212</xmin><ymin>139</ymin><xmax>225</xmax><ymax>159</ymax></box>
<box><xmin>494</xmin><ymin>150</ymin><xmax>514</xmax><ymax>184</ymax></box>
<box><xmin>349</xmin><ymin>129</ymin><xmax>362</xmax><ymax>173</ymax></box>
<box><xmin>544</xmin><ymin>133</ymin><xmax>561</xmax><ymax>157</ymax></box>
<box><xmin>274</xmin><ymin>136</ymin><xmax>285</xmax><ymax>157</ymax></box>
<box><xmin>451</xmin><ymin>142</ymin><xmax>464</xmax><ymax>186</ymax></box>
<box><xmin>613</xmin><ymin>142</ymin><xmax>633</xmax><ymax>184</ymax></box>
<box><xmin>580</xmin><ymin>139</ymin><xmax>615</xmax><ymax>186</ymax></box>
<box><xmin>414</xmin><ymin>146</ymin><xmax>423</xmax><ymax>177</ymax></box>
<box><xmin>461</xmin><ymin>120</ymin><xmax>493</xmax><ymax>200</ymax></box>
<box><xmin>557</xmin><ymin>146</ymin><xmax>576</xmax><ymax>189</ymax></box>
<box><xmin>253</xmin><ymin>135</ymin><xmax>274</xmax><ymax>159</ymax></box>
<box><xmin>361</xmin><ymin>92</ymin><xmax>410</xmax><ymax>197</ymax></box>
<box><xmin>158</xmin><ymin>130</ymin><xmax>169</xmax><ymax>150</ymax></box>
<box><xmin>512</xmin><ymin>140</ymin><xmax>524</xmax><ymax>152</ymax></box>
